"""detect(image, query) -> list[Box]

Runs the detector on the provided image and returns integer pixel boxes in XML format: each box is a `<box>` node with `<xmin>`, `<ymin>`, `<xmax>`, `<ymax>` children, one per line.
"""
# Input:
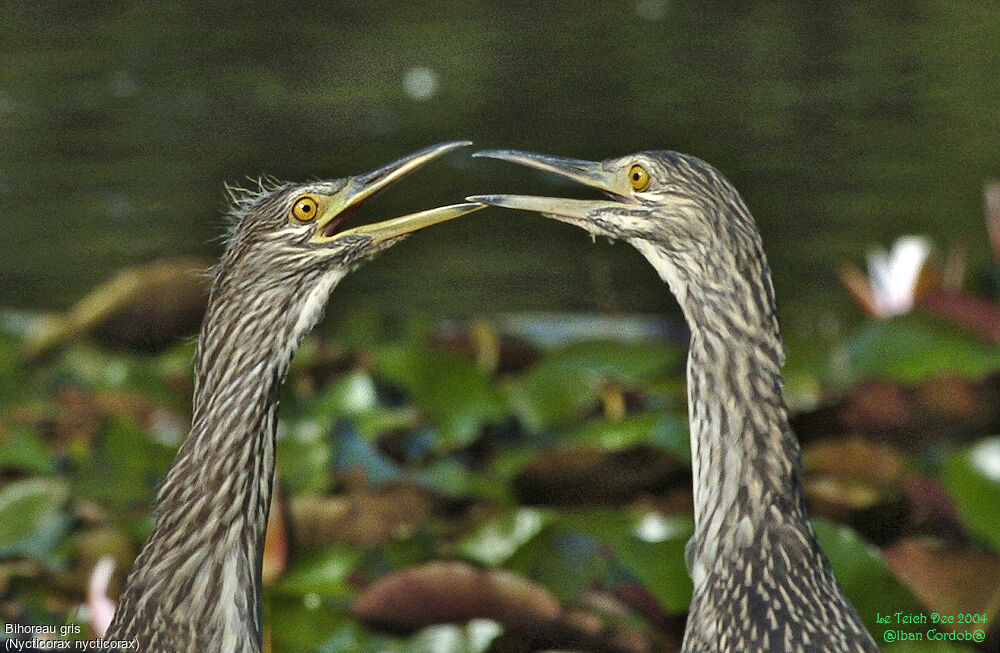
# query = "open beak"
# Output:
<box><xmin>312</xmin><ymin>141</ymin><xmax>485</xmax><ymax>244</ymax></box>
<box><xmin>466</xmin><ymin>149</ymin><xmax>629</xmax><ymax>222</ymax></box>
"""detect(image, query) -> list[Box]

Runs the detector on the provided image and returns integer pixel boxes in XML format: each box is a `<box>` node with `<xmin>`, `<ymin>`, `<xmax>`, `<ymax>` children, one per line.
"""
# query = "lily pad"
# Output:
<box><xmin>884</xmin><ymin>643</ymin><xmax>977</xmax><ymax>653</ymax></box>
<box><xmin>558</xmin><ymin>510</ymin><xmax>694</xmax><ymax>613</ymax></box>
<box><xmin>266</xmin><ymin>595</ymin><xmax>362</xmax><ymax>653</ymax></box>
<box><xmin>813</xmin><ymin>519</ymin><xmax>923</xmax><ymax>637</ymax></box>
<box><xmin>0</xmin><ymin>477</ymin><xmax>69</xmax><ymax>559</ymax></box>
<box><xmin>276</xmin><ymin>544</ymin><xmax>364</xmax><ymax>598</ymax></box>
<box><xmin>302</xmin><ymin>369</ymin><xmax>382</xmax><ymax>419</ymax></box>
<box><xmin>560</xmin><ymin>413</ymin><xmax>690</xmax><ymax>462</ymax></box>
<box><xmin>942</xmin><ymin>437</ymin><xmax>1000</xmax><ymax>552</ymax></box>
<box><xmin>459</xmin><ymin>508</ymin><xmax>550</xmax><ymax>566</ymax></box>
<box><xmin>842</xmin><ymin>315</ymin><xmax>1000</xmax><ymax>384</ymax></box>
<box><xmin>415</xmin><ymin>458</ymin><xmax>507</xmax><ymax>500</ymax></box>
<box><xmin>0</xmin><ymin>428</ymin><xmax>55</xmax><ymax>474</ymax></box>
<box><xmin>276</xmin><ymin>418</ymin><xmax>335</xmax><ymax>495</ymax></box>
<box><xmin>505</xmin><ymin>340</ymin><xmax>683</xmax><ymax>431</ymax></box>
<box><xmin>504</xmin><ymin>526</ymin><xmax>607</xmax><ymax>603</ymax></box>
<box><xmin>330</xmin><ymin>419</ymin><xmax>402</xmax><ymax>486</ymax></box>
<box><xmin>375</xmin><ymin>343</ymin><xmax>505</xmax><ymax>448</ymax></box>
<box><xmin>73</xmin><ymin>416</ymin><xmax>176</xmax><ymax>517</ymax></box>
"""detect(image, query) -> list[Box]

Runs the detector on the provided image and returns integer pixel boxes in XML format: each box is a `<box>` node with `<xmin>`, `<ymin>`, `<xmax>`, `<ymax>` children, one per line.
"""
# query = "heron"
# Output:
<box><xmin>102</xmin><ymin>141</ymin><xmax>483</xmax><ymax>652</ymax></box>
<box><xmin>469</xmin><ymin>150</ymin><xmax>879</xmax><ymax>652</ymax></box>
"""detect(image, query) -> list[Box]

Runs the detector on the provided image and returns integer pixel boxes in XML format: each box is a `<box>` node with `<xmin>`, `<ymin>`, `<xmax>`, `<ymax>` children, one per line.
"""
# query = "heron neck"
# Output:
<box><xmin>168</xmin><ymin>292</ymin><xmax>297</xmax><ymax>591</ymax></box>
<box><xmin>683</xmin><ymin>313</ymin><xmax>810</xmax><ymax>592</ymax></box>
<box><xmin>630</xmin><ymin>237</ymin><xmax>803</xmax><ymax>537</ymax></box>
<box><xmin>113</xmin><ymin>283</ymin><xmax>303</xmax><ymax>648</ymax></box>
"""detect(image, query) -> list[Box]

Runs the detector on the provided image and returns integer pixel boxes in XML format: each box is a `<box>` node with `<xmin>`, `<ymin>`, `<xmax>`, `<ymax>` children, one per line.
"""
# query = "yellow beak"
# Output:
<box><xmin>312</xmin><ymin>141</ymin><xmax>485</xmax><ymax>244</ymax></box>
<box><xmin>466</xmin><ymin>149</ymin><xmax>628</xmax><ymax>221</ymax></box>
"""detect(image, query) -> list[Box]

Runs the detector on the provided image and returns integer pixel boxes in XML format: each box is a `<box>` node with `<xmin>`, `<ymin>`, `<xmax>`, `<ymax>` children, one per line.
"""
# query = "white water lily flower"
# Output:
<box><xmin>865</xmin><ymin>236</ymin><xmax>932</xmax><ymax>318</ymax></box>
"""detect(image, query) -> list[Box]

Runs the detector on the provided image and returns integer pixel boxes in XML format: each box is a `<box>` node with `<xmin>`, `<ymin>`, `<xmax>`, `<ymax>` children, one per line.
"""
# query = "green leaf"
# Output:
<box><xmin>884</xmin><ymin>643</ymin><xmax>978</xmax><ymax>653</ymax></box>
<box><xmin>374</xmin><ymin>343</ymin><xmax>505</xmax><ymax>448</ymax></box>
<box><xmin>560</xmin><ymin>414</ymin><xmax>661</xmax><ymax>449</ymax></box>
<box><xmin>487</xmin><ymin>445</ymin><xmax>544</xmax><ymax>483</ymax></box>
<box><xmin>265</xmin><ymin>594</ymin><xmax>363</xmax><ymax>653</ymax></box>
<box><xmin>405</xmin><ymin>622</ymin><xmax>502</xmax><ymax>653</ymax></box>
<box><xmin>380</xmin><ymin>531</ymin><xmax>438</xmax><ymax>570</ymax></box>
<box><xmin>0</xmin><ymin>477</ymin><xmax>69</xmax><ymax>558</ymax></box>
<box><xmin>416</xmin><ymin>459</ymin><xmax>508</xmax><ymax>501</ymax></box>
<box><xmin>558</xmin><ymin>510</ymin><xmax>694</xmax><ymax>613</ymax></box>
<box><xmin>942</xmin><ymin>437</ymin><xmax>1000</xmax><ymax>552</ymax></box>
<box><xmin>505</xmin><ymin>340</ymin><xmax>682</xmax><ymax>431</ymax></box>
<box><xmin>309</xmin><ymin>370</ymin><xmax>380</xmax><ymax>418</ymax></box>
<box><xmin>813</xmin><ymin>519</ymin><xmax>923</xmax><ymax>637</ymax></box>
<box><xmin>459</xmin><ymin>508</ymin><xmax>551</xmax><ymax>566</ymax></box>
<box><xmin>73</xmin><ymin>417</ymin><xmax>176</xmax><ymax>516</ymax></box>
<box><xmin>502</xmin><ymin>509</ymin><xmax>694</xmax><ymax>612</ymax></box>
<box><xmin>842</xmin><ymin>315</ymin><xmax>1000</xmax><ymax>384</ymax></box>
<box><xmin>330</xmin><ymin>419</ymin><xmax>402</xmax><ymax>486</ymax></box>
<box><xmin>0</xmin><ymin>428</ymin><xmax>55</xmax><ymax>474</ymax></box>
<box><xmin>276</xmin><ymin>419</ymin><xmax>335</xmax><ymax>495</ymax></box>
<box><xmin>56</xmin><ymin>345</ymin><xmax>181</xmax><ymax>402</ymax></box>
<box><xmin>0</xmin><ymin>328</ymin><xmax>25</xmax><ymax>407</ymax></box>
<box><xmin>560</xmin><ymin>413</ymin><xmax>690</xmax><ymax>462</ymax></box>
<box><xmin>505</xmin><ymin>525</ymin><xmax>607</xmax><ymax>603</ymax></box>
<box><xmin>276</xmin><ymin>545</ymin><xmax>364</xmax><ymax>598</ymax></box>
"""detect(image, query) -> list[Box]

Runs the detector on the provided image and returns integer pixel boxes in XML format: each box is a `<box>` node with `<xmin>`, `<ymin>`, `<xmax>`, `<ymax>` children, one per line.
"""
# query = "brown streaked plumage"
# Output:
<box><xmin>470</xmin><ymin>149</ymin><xmax>878</xmax><ymax>653</ymax></box>
<box><xmin>103</xmin><ymin>142</ymin><xmax>482</xmax><ymax>652</ymax></box>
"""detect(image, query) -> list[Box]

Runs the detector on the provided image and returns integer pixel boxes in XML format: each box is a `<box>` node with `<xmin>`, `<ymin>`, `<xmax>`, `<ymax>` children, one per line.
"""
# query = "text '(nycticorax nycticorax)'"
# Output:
<box><xmin>103</xmin><ymin>142</ymin><xmax>482</xmax><ymax>652</ymax></box>
<box><xmin>470</xmin><ymin>149</ymin><xmax>879</xmax><ymax>653</ymax></box>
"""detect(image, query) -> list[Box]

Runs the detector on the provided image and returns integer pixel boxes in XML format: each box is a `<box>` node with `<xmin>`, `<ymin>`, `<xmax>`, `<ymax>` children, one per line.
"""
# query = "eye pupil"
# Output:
<box><xmin>292</xmin><ymin>196</ymin><xmax>319</xmax><ymax>221</ymax></box>
<box><xmin>628</xmin><ymin>165</ymin><xmax>650</xmax><ymax>191</ymax></box>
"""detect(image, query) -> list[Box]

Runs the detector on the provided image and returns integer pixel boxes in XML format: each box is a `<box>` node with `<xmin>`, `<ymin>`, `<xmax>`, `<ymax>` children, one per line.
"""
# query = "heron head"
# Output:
<box><xmin>203</xmin><ymin>142</ymin><xmax>482</xmax><ymax>348</ymax></box>
<box><xmin>469</xmin><ymin>148</ymin><xmax>769</xmax><ymax>308</ymax></box>
<box><xmin>221</xmin><ymin>141</ymin><xmax>483</xmax><ymax>286</ymax></box>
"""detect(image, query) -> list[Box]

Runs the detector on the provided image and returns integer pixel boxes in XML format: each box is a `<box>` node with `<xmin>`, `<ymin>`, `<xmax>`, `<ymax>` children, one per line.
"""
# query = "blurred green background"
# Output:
<box><xmin>2</xmin><ymin>1</ymin><xmax>998</xmax><ymax>324</ymax></box>
<box><xmin>3</xmin><ymin>2</ymin><xmax>1000</xmax><ymax>653</ymax></box>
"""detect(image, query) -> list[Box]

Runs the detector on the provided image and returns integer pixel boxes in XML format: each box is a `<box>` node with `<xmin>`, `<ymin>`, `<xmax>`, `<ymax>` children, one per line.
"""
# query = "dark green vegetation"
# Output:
<box><xmin>3</xmin><ymin>2</ymin><xmax>1000</xmax><ymax>650</ymax></box>
<box><xmin>1</xmin><ymin>309</ymin><xmax>998</xmax><ymax>652</ymax></box>
<box><xmin>2</xmin><ymin>2</ymin><xmax>1000</xmax><ymax>324</ymax></box>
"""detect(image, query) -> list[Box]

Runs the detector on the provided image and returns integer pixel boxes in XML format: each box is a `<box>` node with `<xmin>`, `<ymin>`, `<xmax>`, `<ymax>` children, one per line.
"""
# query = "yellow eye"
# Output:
<box><xmin>628</xmin><ymin>164</ymin><xmax>650</xmax><ymax>191</ymax></box>
<box><xmin>291</xmin><ymin>196</ymin><xmax>319</xmax><ymax>222</ymax></box>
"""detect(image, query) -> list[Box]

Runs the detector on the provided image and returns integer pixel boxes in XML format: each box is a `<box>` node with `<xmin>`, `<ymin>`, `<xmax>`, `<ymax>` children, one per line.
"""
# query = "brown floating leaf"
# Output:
<box><xmin>839</xmin><ymin>379</ymin><xmax>915</xmax><ymax>432</ymax></box>
<box><xmin>803</xmin><ymin>437</ymin><xmax>910</xmax><ymax>544</ymax></box>
<box><xmin>289</xmin><ymin>485</ymin><xmax>437</xmax><ymax>549</ymax></box>
<box><xmin>431</xmin><ymin>323</ymin><xmax>541</xmax><ymax>376</ymax></box>
<box><xmin>883</xmin><ymin>538</ymin><xmax>1000</xmax><ymax>634</ymax></box>
<box><xmin>352</xmin><ymin>562</ymin><xmax>657</xmax><ymax>653</ymax></box>
<box><xmin>805</xmin><ymin>436</ymin><xmax>908</xmax><ymax>485</ymax></box>
<box><xmin>898</xmin><ymin>475</ymin><xmax>965</xmax><ymax>540</ymax></box>
<box><xmin>917</xmin><ymin>290</ymin><xmax>1000</xmax><ymax>344</ymax></box>
<box><xmin>351</xmin><ymin>561</ymin><xmax>561</xmax><ymax>634</ymax></box>
<box><xmin>913</xmin><ymin>373</ymin><xmax>982</xmax><ymax>422</ymax></box>
<box><xmin>512</xmin><ymin>445</ymin><xmax>687</xmax><ymax>507</ymax></box>
<box><xmin>25</xmin><ymin>257</ymin><xmax>212</xmax><ymax>357</ymax></box>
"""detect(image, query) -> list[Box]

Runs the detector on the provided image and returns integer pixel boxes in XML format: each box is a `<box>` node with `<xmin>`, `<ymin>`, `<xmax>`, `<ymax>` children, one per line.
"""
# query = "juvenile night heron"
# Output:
<box><xmin>470</xmin><ymin>150</ymin><xmax>879</xmax><ymax>652</ymax></box>
<box><xmin>103</xmin><ymin>142</ymin><xmax>482</xmax><ymax>652</ymax></box>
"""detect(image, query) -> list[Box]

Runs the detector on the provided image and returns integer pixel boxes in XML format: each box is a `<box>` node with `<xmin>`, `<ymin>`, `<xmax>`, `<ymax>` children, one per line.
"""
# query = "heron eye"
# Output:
<box><xmin>628</xmin><ymin>165</ymin><xmax>650</xmax><ymax>191</ymax></box>
<box><xmin>291</xmin><ymin>196</ymin><xmax>319</xmax><ymax>222</ymax></box>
